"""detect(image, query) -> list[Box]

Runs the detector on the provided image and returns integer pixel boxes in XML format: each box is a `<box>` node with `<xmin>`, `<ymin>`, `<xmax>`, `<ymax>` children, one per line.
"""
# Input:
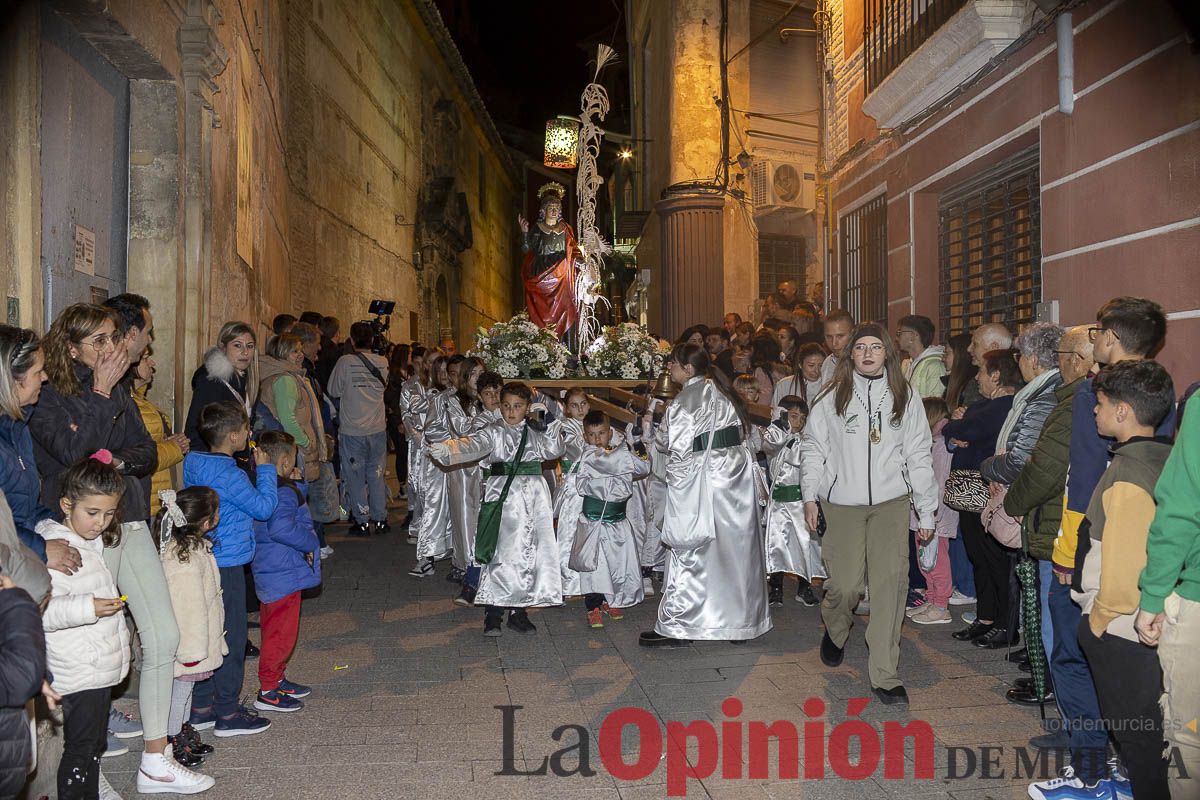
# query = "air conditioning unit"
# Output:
<box><xmin>750</xmin><ymin>161</ymin><xmax>816</xmax><ymax>211</ymax></box>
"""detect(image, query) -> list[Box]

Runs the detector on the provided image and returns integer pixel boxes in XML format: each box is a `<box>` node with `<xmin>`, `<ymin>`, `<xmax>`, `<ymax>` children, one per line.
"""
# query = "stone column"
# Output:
<box><xmin>656</xmin><ymin>193</ymin><xmax>726</xmax><ymax>336</ymax></box>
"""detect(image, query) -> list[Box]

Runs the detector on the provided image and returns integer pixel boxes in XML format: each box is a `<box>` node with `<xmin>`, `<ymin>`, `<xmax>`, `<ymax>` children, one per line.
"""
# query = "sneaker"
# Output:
<box><xmin>454</xmin><ymin>585</ymin><xmax>477</xmax><ymax>607</ymax></box>
<box><xmin>642</xmin><ymin>575</ymin><xmax>655</xmax><ymax>597</ymax></box>
<box><xmin>587</xmin><ymin>608</ymin><xmax>604</xmax><ymax>628</ymax></box>
<box><xmin>348</xmin><ymin>521</ymin><xmax>370</xmax><ymax>537</ymax></box>
<box><xmin>99</xmin><ymin>770</ymin><xmax>124</xmax><ymax>800</ymax></box>
<box><xmin>319</xmin><ymin>545</ymin><xmax>334</xmax><ymax>559</ymax></box>
<box><xmin>108</xmin><ymin>708</ymin><xmax>143</xmax><ymax>739</ymax></box>
<box><xmin>187</xmin><ymin>707</ymin><xmax>216</xmax><ymax>732</ymax></box>
<box><xmin>103</xmin><ymin>730</ymin><xmax>129</xmax><ymax>758</ymax></box>
<box><xmin>768</xmin><ymin>586</ymin><xmax>784</xmax><ymax>607</ymax></box>
<box><xmin>213</xmin><ymin>707</ymin><xmax>272</xmax><ymax>737</ymax></box>
<box><xmin>853</xmin><ymin>598</ymin><xmax>870</xmax><ymax>616</ymax></box>
<box><xmin>254</xmin><ymin>689</ymin><xmax>304</xmax><ymax>713</ymax></box>
<box><xmin>1028</xmin><ymin>767</ymin><xmax>1118</xmax><ymax>799</ymax></box>
<box><xmin>245</xmin><ymin>640</ymin><xmax>259</xmax><ymax>659</ymax></box>
<box><xmin>601</xmin><ymin>602</ymin><xmax>624</xmax><ymax>620</ymax></box>
<box><xmin>179</xmin><ymin>722</ymin><xmax>213</xmax><ymax>756</ymax></box>
<box><xmin>408</xmin><ymin>558</ymin><xmax>435</xmax><ymax>578</ymax></box>
<box><xmin>905</xmin><ymin>599</ymin><xmax>928</xmax><ymax>617</ymax></box>
<box><xmin>276</xmin><ymin>678</ymin><xmax>312</xmax><ymax>698</ymax></box>
<box><xmin>949</xmin><ymin>589</ymin><xmax>976</xmax><ymax>606</ymax></box>
<box><xmin>911</xmin><ymin>605</ymin><xmax>952</xmax><ymax>625</ymax></box>
<box><xmin>446</xmin><ymin>567</ymin><xmax>465</xmax><ymax>584</ymax></box>
<box><xmin>795</xmin><ymin>586</ymin><xmax>819</xmax><ymax>607</ymax></box>
<box><xmin>507</xmin><ymin>610</ymin><xmax>537</xmax><ymax>634</ymax></box>
<box><xmin>136</xmin><ymin>751</ymin><xmax>216</xmax><ymax>794</ymax></box>
<box><xmin>168</xmin><ymin>735</ymin><xmax>205</xmax><ymax>767</ymax></box>
<box><xmin>1107</xmin><ymin>759</ymin><xmax>1133</xmax><ymax>800</ymax></box>
<box><xmin>483</xmin><ymin>616</ymin><xmax>503</xmax><ymax>637</ymax></box>
<box><xmin>961</xmin><ymin>610</ymin><xmax>978</xmax><ymax>624</ymax></box>
<box><xmin>371</xmin><ymin>519</ymin><xmax>391</xmax><ymax>535</ymax></box>
<box><xmin>407</xmin><ymin>533</ymin><xmax>418</xmax><ymax>545</ymax></box>
<box><xmin>905</xmin><ymin>589</ymin><xmax>927</xmax><ymax>611</ymax></box>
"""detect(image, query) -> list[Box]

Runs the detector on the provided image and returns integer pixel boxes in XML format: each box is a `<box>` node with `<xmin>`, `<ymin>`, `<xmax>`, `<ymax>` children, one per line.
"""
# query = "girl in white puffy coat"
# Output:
<box><xmin>39</xmin><ymin>457</ymin><xmax>130</xmax><ymax>800</ymax></box>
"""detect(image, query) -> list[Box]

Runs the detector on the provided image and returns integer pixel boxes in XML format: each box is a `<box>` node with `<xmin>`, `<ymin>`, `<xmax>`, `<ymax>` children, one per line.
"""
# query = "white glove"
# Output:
<box><xmin>774</xmin><ymin>406</ymin><xmax>788</xmax><ymax>421</ymax></box>
<box><xmin>530</xmin><ymin>402</ymin><xmax>548</xmax><ymax>415</ymax></box>
<box><xmin>429</xmin><ymin>442</ymin><xmax>451</xmax><ymax>462</ymax></box>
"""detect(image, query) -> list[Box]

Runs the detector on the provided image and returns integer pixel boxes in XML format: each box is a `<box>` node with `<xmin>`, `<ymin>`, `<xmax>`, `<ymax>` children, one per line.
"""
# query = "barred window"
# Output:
<box><xmin>838</xmin><ymin>194</ymin><xmax>888</xmax><ymax>324</ymax></box>
<box><xmin>758</xmin><ymin>236</ymin><xmax>806</xmax><ymax>298</ymax></box>
<box><xmin>938</xmin><ymin>149</ymin><xmax>1041</xmax><ymax>337</ymax></box>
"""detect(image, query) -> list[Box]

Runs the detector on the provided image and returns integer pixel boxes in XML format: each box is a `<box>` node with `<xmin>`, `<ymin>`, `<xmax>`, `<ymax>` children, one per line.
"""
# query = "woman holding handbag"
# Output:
<box><xmin>638</xmin><ymin>343</ymin><xmax>771</xmax><ymax>648</ymax></box>
<box><xmin>800</xmin><ymin>324</ymin><xmax>938</xmax><ymax>705</ymax></box>
<box><xmin>942</xmin><ymin>349</ymin><xmax>1021</xmax><ymax>645</ymax></box>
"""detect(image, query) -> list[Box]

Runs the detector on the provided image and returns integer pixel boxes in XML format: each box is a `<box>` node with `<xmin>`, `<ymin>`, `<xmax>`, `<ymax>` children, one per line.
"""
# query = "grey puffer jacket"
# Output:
<box><xmin>981</xmin><ymin>370</ymin><xmax>1064</xmax><ymax>486</ymax></box>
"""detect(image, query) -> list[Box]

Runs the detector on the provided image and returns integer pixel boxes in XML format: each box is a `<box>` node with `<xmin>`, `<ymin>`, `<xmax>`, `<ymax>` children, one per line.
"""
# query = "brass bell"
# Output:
<box><xmin>651</xmin><ymin>365</ymin><xmax>677</xmax><ymax>399</ymax></box>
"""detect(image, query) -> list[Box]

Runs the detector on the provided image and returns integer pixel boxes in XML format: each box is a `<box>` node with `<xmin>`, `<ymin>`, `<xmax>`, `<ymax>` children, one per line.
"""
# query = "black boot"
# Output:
<box><xmin>507</xmin><ymin>609</ymin><xmax>537</xmax><ymax>634</ymax></box>
<box><xmin>483</xmin><ymin>606</ymin><xmax>504</xmax><ymax>637</ymax></box>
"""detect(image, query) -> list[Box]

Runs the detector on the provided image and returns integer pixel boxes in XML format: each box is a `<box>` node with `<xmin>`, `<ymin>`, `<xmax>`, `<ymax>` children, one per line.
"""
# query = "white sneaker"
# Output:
<box><xmin>406</xmin><ymin>534</ymin><xmax>418</xmax><ymax>544</ymax></box>
<box><xmin>99</xmin><ymin>770</ymin><xmax>124</xmax><ymax>800</ymax></box>
<box><xmin>136</xmin><ymin>752</ymin><xmax>215</xmax><ymax>794</ymax></box>
<box><xmin>408</xmin><ymin>559</ymin><xmax>435</xmax><ymax>578</ymax></box>
<box><xmin>911</xmin><ymin>605</ymin><xmax>952</xmax><ymax>625</ymax></box>
<box><xmin>853</xmin><ymin>599</ymin><xmax>870</xmax><ymax>616</ymax></box>
<box><xmin>962</xmin><ymin>610</ymin><xmax>978</xmax><ymax>624</ymax></box>
<box><xmin>319</xmin><ymin>545</ymin><xmax>334</xmax><ymax>559</ymax></box>
<box><xmin>949</xmin><ymin>590</ymin><xmax>976</xmax><ymax>606</ymax></box>
<box><xmin>642</xmin><ymin>575</ymin><xmax>655</xmax><ymax>597</ymax></box>
<box><xmin>1028</xmin><ymin>765</ymin><xmax>1119</xmax><ymax>799</ymax></box>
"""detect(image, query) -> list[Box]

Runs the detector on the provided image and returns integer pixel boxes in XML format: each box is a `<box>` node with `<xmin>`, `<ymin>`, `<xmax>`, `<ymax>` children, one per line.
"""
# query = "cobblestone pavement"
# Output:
<box><xmin>102</xmin><ymin>512</ymin><xmax>1051</xmax><ymax>800</ymax></box>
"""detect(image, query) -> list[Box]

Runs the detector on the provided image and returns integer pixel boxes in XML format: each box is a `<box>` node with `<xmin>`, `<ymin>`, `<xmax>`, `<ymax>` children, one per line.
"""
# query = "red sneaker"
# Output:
<box><xmin>587</xmin><ymin>608</ymin><xmax>604</xmax><ymax>628</ymax></box>
<box><xmin>602</xmin><ymin>602</ymin><xmax>624</xmax><ymax>620</ymax></box>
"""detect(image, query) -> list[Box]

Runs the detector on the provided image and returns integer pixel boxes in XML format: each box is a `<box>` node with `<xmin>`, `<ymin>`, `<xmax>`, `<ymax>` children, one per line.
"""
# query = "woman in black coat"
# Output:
<box><xmin>183</xmin><ymin>321</ymin><xmax>259</xmax><ymax>454</ymax></box>
<box><xmin>28</xmin><ymin>303</ymin><xmax>185</xmax><ymax>775</ymax></box>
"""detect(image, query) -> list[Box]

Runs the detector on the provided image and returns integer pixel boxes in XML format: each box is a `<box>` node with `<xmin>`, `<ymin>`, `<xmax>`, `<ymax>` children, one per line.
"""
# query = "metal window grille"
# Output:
<box><xmin>938</xmin><ymin>149</ymin><xmax>1041</xmax><ymax>338</ymax></box>
<box><xmin>864</xmin><ymin>0</ymin><xmax>968</xmax><ymax>93</ymax></box>
<box><xmin>839</xmin><ymin>194</ymin><xmax>888</xmax><ymax>324</ymax></box>
<box><xmin>758</xmin><ymin>236</ymin><xmax>807</xmax><ymax>298</ymax></box>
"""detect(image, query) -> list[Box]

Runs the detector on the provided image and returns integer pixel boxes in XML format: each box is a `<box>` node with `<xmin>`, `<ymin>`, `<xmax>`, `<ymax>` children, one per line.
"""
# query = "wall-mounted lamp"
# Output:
<box><xmin>413</xmin><ymin>242</ymin><xmax>436</xmax><ymax>270</ymax></box>
<box><xmin>619</xmin><ymin>148</ymin><xmax>633</xmax><ymax>160</ymax></box>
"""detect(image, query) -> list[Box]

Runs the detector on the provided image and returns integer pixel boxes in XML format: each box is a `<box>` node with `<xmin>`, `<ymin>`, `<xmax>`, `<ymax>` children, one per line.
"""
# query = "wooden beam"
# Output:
<box><xmin>586</xmin><ymin>395</ymin><xmax>638</xmax><ymax>425</ymax></box>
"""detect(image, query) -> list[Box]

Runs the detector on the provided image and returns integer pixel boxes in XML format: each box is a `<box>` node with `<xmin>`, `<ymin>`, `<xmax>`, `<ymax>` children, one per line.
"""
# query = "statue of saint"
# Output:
<box><xmin>519</xmin><ymin>183</ymin><xmax>579</xmax><ymax>339</ymax></box>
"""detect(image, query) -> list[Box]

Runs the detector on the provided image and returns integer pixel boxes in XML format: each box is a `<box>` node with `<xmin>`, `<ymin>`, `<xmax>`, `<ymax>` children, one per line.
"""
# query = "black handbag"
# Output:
<box><xmin>474</xmin><ymin>425</ymin><xmax>529</xmax><ymax>565</ymax></box>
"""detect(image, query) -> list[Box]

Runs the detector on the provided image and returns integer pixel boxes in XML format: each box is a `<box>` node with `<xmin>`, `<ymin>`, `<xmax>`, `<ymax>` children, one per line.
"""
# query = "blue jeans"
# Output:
<box><xmin>192</xmin><ymin>566</ymin><xmax>248</xmax><ymax>717</ymax></box>
<box><xmin>949</xmin><ymin>530</ymin><xmax>976</xmax><ymax>598</ymax></box>
<box><xmin>1047</xmin><ymin>577</ymin><xmax>1107</xmax><ymax>782</ymax></box>
<box><xmin>340</xmin><ymin>431</ymin><xmax>388</xmax><ymax>525</ymax></box>
<box><xmin>1039</xmin><ymin>559</ymin><xmax>1054</xmax><ymax>661</ymax></box>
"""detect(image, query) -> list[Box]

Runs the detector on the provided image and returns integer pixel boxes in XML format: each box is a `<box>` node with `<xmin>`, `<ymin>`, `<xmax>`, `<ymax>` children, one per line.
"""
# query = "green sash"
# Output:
<box><xmin>475</xmin><ymin>428</ymin><xmax>530</xmax><ymax>564</ymax></box>
<box><xmin>581</xmin><ymin>495</ymin><xmax>628</xmax><ymax>523</ymax></box>
<box><xmin>488</xmin><ymin>461</ymin><xmax>543</xmax><ymax>477</ymax></box>
<box><xmin>771</xmin><ymin>484</ymin><xmax>804</xmax><ymax>503</ymax></box>
<box><xmin>692</xmin><ymin>424</ymin><xmax>742</xmax><ymax>452</ymax></box>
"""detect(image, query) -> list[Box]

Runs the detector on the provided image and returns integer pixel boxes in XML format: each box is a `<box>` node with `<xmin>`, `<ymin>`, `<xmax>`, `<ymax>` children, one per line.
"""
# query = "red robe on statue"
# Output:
<box><xmin>522</xmin><ymin>223</ymin><xmax>579</xmax><ymax>338</ymax></box>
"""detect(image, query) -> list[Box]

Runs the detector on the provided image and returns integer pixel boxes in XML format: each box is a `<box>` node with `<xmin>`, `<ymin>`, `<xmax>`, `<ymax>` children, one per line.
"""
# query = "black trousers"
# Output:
<box><xmin>959</xmin><ymin>511</ymin><xmax>1017</xmax><ymax>626</ymax></box>
<box><xmin>1078</xmin><ymin>617</ymin><xmax>1170</xmax><ymax>799</ymax></box>
<box><xmin>585</xmin><ymin>593</ymin><xmax>605</xmax><ymax>611</ymax></box>
<box><xmin>59</xmin><ymin>686</ymin><xmax>110</xmax><ymax>800</ymax></box>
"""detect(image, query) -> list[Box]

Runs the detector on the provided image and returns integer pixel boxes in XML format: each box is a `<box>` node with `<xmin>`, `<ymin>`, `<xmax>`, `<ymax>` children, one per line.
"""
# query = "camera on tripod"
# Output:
<box><xmin>361</xmin><ymin>299</ymin><xmax>396</xmax><ymax>355</ymax></box>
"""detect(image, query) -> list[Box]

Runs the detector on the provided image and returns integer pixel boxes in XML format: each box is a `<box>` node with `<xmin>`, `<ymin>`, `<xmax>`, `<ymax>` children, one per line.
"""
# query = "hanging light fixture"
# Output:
<box><xmin>544</xmin><ymin>118</ymin><xmax>580</xmax><ymax>169</ymax></box>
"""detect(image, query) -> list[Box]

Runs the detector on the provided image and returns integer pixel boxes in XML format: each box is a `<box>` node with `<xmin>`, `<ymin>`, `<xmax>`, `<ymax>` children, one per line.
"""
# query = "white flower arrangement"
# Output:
<box><xmin>471</xmin><ymin>312</ymin><xmax>570</xmax><ymax>379</ymax></box>
<box><xmin>583</xmin><ymin>323</ymin><xmax>667</xmax><ymax>380</ymax></box>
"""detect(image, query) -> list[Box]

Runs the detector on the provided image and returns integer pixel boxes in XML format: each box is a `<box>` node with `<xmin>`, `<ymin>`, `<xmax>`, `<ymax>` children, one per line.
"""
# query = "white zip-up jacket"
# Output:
<box><xmin>800</xmin><ymin>371</ymin><xmax>938</xmax><ymax>529</ymax></box>
<box><xmin>38</xmin><ymin>520</ymin><xmax>131</xmax><ymax>696</ymax></box>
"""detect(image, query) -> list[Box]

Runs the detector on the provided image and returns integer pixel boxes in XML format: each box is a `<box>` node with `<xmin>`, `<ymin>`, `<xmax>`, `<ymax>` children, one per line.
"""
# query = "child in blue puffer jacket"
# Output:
<box><xmin>250</xmin><ymin>431</ymin><xmax>320</xmax><ymax>714</ymax></box>
<box><xmin>182</xmin><ymin>401</ymin><xmax>278</xmax><ymax>737</ymax></box>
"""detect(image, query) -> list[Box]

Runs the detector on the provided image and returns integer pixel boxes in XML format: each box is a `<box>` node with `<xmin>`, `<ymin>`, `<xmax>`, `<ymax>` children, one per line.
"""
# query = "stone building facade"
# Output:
<box><xmin>626</xmin><ymin>0</ymin><xmax>822</xmax><ymax>338</ymax></box>
<box><xmin>819</xmin><ymin>0</ymin><xmax>1199</xmax><ymax>384</ymax></box>
<box><xmin>0</xmin><ymin>0</ymin><xmax>517</xmax><ymax>419</ymax></box>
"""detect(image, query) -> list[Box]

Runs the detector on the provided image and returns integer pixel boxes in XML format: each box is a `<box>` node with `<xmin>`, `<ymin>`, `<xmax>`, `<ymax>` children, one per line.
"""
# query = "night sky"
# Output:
<box><xmin>434</xmin><ymin>0</ymin><xmax>629</xmax><ymax>154</ymax></box>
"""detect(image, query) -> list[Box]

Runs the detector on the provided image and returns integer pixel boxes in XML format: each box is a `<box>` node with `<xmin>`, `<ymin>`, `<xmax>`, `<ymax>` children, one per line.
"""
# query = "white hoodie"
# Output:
<box><xmin>799</xmin><ymin>371</ymin><xmax>939</xmax><ymax>528</ymax></box>
<box><xmin>39</xmin><ymin>520</ymin><xmax>131</xmax><ymax>695</ymax></box>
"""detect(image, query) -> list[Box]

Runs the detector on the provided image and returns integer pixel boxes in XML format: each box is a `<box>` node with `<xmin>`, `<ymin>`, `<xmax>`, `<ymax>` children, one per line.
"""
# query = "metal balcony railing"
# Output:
<box><xmin>864</xmin><ymin>0</ymin><xmax>969</xmax><ymax>93</ymax></box>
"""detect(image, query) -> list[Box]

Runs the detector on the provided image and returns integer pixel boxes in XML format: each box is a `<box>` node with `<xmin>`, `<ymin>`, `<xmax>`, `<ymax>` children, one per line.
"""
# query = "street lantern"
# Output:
<box><xmin>544</xmin><ymin>118</ymin><xmax>579</xmax><ymax>169</ymax></box>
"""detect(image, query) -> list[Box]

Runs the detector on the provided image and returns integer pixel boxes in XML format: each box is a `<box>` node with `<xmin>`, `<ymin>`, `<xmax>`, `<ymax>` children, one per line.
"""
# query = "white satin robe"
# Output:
<box><xmin>425</xmin><ymin>394</ymin><xmax>484</xmax><ymax>570</ymax></box>
<box><xmin>761</xmin><ymin>424</ymin><xmax>825</xmax><ymax>580</ymax></box>
<box><xmin>552</xmin><ymin>418</ymin><xmax>587</xmax><ymax>596</ymax></box>
<box><xmin>651</xmin><ymin>377</ymin><xmax>772</xmax><ymax>640</ymax></box>
<box><xmin>438</xmin><ymin>420</ymin><xmax>565</xmax><ymax>608</ymax></box>
<box><xmin>400</xmin><ymin>378</ymin><xmax>428</xmax><ymax>530</ymax></box>
<box><xmin>414</xmin><ymin>388</ymin><xmax>455</xmax><ymax>560</ymax></box>
<box><xmin>573</xmin><ymin>445</ymin><xmax>650</xmax><ymax>608</ymax></box>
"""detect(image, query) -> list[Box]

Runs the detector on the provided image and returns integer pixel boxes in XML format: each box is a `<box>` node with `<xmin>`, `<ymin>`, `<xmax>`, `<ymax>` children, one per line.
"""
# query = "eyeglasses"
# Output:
<box><xmin>1055</xmin><ymin>350</ymin><xmax>1084</xmax><ymax>359</ymax></box>
<box><xmin>852</xmin><ymin>343</ymin><xmax>885</xmax><ymax>354</ymax></box>
<box><xmin>78</xmin><ymin>334</ymin><xmax>116</xmax><ymax>351</ymax></box>
<box><xmin>1088</xmin><ymin>326</ymin><xmax>1119</xmax><ymax>343</ymax></box>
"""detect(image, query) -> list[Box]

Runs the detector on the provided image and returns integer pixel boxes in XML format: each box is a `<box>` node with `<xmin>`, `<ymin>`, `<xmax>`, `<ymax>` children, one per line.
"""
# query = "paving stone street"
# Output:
<box><xmin>100</xmin><ymin>509</ymin><xmax>1051</xmax><ymax>800</ymax></box>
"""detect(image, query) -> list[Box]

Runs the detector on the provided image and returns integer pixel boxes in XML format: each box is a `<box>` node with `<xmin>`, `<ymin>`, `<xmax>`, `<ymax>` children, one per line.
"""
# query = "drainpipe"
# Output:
<box><xmin>1056</xmin><ymin>11</ymin><xmax>1074</xmax><ymax>115</ymax></box>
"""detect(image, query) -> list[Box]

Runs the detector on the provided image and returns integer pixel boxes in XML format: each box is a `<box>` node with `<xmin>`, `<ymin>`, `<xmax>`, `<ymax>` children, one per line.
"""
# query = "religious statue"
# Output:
<box><xmin>519</xmin><ymin>182</ymin><xmax>579</xmax><ymax>340</ymax></box>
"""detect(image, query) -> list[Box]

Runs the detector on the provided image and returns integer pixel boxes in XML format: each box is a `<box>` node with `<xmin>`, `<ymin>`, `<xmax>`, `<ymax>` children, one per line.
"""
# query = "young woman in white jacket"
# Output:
<box><xmin>800</xmin><ymin>324</ymin><xmax>939</xmax><ymax>705</ymax></box>
<box><xmin>39</xmin><ymin>458</ymin><xmax>131</xmax><ymax>800</ymax></box>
